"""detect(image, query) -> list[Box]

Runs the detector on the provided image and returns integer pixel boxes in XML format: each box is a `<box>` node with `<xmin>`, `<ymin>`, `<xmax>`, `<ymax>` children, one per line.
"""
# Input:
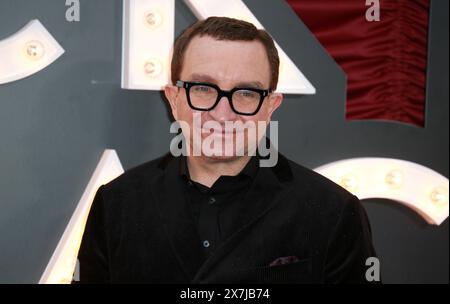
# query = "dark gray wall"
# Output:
<box><xmin>0</xmin><ymin>0</ymin><xmax>447</xmax><ymax>283</ymax></box>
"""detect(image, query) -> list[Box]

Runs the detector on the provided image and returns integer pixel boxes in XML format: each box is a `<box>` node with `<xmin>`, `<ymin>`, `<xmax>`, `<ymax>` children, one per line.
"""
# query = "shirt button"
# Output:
<box><xmin>202</xmin><ymin>240</ymin><xmax>210</xmax><ymax>248</ymax></box>
<box><xmin>208</xmin><ymin>197</ymin><xmax>216</xmax><ymax>204</ymax></box>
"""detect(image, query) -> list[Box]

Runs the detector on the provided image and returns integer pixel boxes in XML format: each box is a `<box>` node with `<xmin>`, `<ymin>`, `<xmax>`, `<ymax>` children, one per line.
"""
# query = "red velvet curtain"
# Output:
<box><xmin>287</xmin><ymin>0</ymin><xmax>429</xmax><ymax>127</ymax></box>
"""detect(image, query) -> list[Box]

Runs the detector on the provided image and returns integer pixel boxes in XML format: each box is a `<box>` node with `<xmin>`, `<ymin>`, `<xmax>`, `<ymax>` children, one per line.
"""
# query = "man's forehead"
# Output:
<box><xmin>186</xmin><ymin>35</ymin><xmax>266</xmax><ymax>53</ymax></box>
<box><xmin>181</xmin><ymin>36</ymin><xmax>271</xmax><ymax>87</ymax></box>
<box><xmin>188</xmin><ymin>73</ymin><xmax>265</xmax><ymax>89</ymax></box>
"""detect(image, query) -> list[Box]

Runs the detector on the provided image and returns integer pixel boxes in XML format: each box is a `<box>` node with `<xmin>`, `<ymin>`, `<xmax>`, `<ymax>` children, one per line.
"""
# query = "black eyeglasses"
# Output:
<box><xmin>176</xmin><ymin>80</ymin><xmax>272</xmax><ymax>116</ymax></box>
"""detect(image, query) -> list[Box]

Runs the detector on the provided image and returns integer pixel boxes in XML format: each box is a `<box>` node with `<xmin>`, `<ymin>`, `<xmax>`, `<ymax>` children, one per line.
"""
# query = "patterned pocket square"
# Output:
<box><xmin>269</xmin><ymin>255</ymin><xmax>300</xmax><ymax>267</ymax></box>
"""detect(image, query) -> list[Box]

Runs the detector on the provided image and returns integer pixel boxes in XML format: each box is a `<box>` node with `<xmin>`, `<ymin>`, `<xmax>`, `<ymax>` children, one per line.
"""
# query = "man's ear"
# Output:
<box><xmin>164</xmin><ymin>85</ymin><xmax>179</xmax><ymax>120</ymax></box>
<box><xmin>266</xmin><ymin>93</ymin><xmax>283</xmax><ymax>121</ymax></box>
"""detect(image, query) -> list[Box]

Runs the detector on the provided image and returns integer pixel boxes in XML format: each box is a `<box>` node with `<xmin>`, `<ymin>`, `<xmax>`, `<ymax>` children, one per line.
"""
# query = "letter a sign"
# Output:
<box><xmin>121</xmin><ymin>0</ymin><xmax>316</xmax><ymax>94</ymax></box>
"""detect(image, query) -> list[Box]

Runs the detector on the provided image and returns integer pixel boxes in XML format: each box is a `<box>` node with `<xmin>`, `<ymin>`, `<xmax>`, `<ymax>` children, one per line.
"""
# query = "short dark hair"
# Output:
<box><xmin>171</xmin><ymin>16</ymin><xmax>280</xmax><ymax>90</ymax></box>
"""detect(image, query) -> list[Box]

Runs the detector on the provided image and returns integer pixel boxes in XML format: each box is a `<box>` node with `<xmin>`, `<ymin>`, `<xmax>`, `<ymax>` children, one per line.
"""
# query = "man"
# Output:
<box><xmin>78</xmin><ymin>17</ymin><xmax>378</xmax><ymax>283</ymax></box>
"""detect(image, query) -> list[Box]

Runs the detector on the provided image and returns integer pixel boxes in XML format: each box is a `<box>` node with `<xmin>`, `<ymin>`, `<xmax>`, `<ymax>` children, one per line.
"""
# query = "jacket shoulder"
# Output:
<box><xmin>282</xmin><ymin>156</ymin><xmax>358</xmax><ymax>210</ymax></box>
<box><xmin>101</xmin><ymin>152</ymin><xmax>172</xmax><ymax>194</ymax></box>
<box><xmin>287</xmin><ymin>159</ymin><xmax>353</xmax><ymax>198</ymax></box>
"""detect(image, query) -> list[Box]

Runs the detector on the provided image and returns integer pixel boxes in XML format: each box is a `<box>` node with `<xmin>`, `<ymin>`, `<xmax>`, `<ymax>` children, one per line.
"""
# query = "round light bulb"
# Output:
<box><xmin>340</xmin><ymin>174</ymin><xmax>358</xmax><ymax>192</ymax></box>
<box><xmin>25</xmin><ymin>40</ymin><xmax>45</xmax><ymax>60</ymax></box>
<box><xmin>385</xmin><ymin>170</ymin><xmax>403</xmax><ymax>189</ymax></box>
<box><xmin>430</xmin><ymin>186</ymin><xmax>449</xmax><ymax>207</ymax></box>
<box><xmin>144</xmin><ymin>59</ymin><xmax>163</xmax><ymax>77</ymax></box>
<box><xmin>145</xmin><ymin>11</ymin><xmax>163</xmax><ymax>29</ymax></box>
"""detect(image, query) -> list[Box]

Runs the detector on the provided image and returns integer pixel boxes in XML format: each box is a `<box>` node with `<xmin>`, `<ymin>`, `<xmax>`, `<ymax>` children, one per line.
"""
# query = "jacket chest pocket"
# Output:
<box><xmin>229</xmin><ymin>258</ymin><xmax>313</xmax><ymax>284</ymax></box>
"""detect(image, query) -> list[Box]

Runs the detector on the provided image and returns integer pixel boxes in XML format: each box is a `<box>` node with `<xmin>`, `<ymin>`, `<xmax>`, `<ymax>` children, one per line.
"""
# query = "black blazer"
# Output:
<box><xmin>78</xmin><ymin>153</ymin><xmax>378</xmax><ymax>283</ymax></box>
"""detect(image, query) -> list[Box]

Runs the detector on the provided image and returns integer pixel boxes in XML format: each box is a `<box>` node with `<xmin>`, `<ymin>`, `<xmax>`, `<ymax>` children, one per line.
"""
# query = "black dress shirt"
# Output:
<box><xmin>179</xmin><ymin>156</ymin><xmax>259</xmax><ymax>257</ymax></box>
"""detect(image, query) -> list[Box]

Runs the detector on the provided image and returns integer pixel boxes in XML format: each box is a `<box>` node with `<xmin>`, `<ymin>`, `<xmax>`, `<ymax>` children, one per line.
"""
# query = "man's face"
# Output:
<box><xmin>165</xmin><ymin>35</ymin><xmax>282</xmax><ymax>160</ymax></box>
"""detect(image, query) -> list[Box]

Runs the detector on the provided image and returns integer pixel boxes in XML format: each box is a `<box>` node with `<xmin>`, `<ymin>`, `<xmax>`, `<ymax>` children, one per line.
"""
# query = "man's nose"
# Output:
<box><xmin>208</xmin><ymin>96</ymin><xmax>238</xmax><ymax>121</ymax></box>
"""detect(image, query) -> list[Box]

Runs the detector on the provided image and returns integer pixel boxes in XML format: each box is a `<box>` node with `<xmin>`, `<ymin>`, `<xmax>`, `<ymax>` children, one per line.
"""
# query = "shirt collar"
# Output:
<box><xmin>179</xmin><ymin>155</ymin><xmax>259</xmax><ymax>183</ymax></box>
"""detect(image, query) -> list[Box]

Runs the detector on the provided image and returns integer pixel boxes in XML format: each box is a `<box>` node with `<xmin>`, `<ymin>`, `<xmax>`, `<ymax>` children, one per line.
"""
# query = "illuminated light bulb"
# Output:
<box><xmin>144</xmin><ymin>11</ymin><xmax>163</xmax><ymax>29</ymax></box>
<box><xmin>340</xmin><ymin>174</ymin><xmax>358</xmax><ymax>192</ymax></box>
<box><xmin>385</xmin><ymin>170</ymin><xmax>403</xmax><ymax>189</ymax></box>
<box><xmin>25</xmin><ymin>40</ymin><xmax>45</xmax><ymax>60</ymax></box>
<box><xmin>430</xmin><ymin>186</ymin><xmax>449</xmax><ymax>207</ymax></box>
<box><xmin>144</xmin><ymin>59</ymin><xmax>163</xmax><ymax>77</ymax></box>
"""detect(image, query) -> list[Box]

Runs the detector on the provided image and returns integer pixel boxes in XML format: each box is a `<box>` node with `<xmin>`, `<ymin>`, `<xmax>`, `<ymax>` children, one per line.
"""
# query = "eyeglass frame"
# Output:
<box><xmin>176</xmin><ymin>80</ymin><xmax>272</xmax><ymax>116</ymax></box>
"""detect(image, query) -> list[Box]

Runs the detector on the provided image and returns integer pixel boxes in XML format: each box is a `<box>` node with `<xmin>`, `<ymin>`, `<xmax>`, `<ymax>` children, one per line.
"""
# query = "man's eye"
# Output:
<box><xmin>193</xmin><ymin>86</ymin><xmax>211</xmax><ymax>93</ymax></box>
<box><xmin>238</xmin><ymin>90</ymin><xmax>257</xmax><ymax>98</ymax></box>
